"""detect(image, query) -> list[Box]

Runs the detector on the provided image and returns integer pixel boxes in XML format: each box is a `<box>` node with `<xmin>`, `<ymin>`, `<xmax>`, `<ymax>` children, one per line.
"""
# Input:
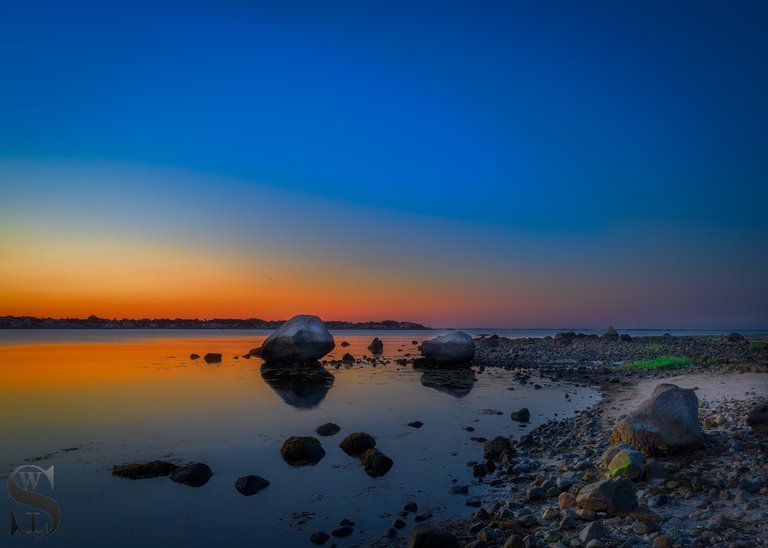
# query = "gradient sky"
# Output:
<box><xmin>1</xmin><ymin>1</ymin><xmax>767</xmax><ymax>328</ymax></box>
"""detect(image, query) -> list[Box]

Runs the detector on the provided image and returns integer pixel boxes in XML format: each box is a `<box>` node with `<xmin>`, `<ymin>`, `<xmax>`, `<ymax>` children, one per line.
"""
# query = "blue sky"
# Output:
<box><xmin>1</xmin><ymin>1</ymin><xmax>767</xmax><ymax>327</ymax></box>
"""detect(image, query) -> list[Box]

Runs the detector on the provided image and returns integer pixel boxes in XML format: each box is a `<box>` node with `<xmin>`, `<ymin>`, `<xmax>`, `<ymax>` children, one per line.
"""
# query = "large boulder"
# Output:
<box><xmin>575</xmin><ymin>477</ymin><xmax>638</xmax><ymax>516</ymax></box>
<box><xmin>407</xmin><ymin>524</ymin><xmax>459</xmax><ymax>548</ymax></box>
<box><xmin>420</xmin><ymin>331</ymin><xmax>475</xmax><ymax>365</ymax></box>
<box><xmin>261</xmin><ymin>315</ymin><xmax>335</xmax><ymax>365</ymax></box>
<box><xmin>747</xmin><ymin>400</ymin><xmax>768</xmax><ymax>435</ymax></box>
<box><xmin>610</xmin><ymin>384</ymin><xmax>704</xmax><ymax>456</ymax></box>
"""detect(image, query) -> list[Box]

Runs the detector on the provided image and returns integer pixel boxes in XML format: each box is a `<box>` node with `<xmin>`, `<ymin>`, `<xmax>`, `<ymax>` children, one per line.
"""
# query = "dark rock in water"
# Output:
<box><xmin>331</xmin><ymin>526</ymin><xmax>354</xmax><ymax>537</ymax></box>
<box><xmin>309</xmin><ymin>531</ymin><xmax>330</xmax><ymax>545</ymax></box>
<box><xmin>407</xmin><ymin>523</ymin><xmax>459</xmax><ymax>548</ymax></box>
<box><xmin>360</xmin><ymin>448</ymin><xmax>394</xmax><ymax>477</ymax></box>
<box><xmin>368</xmin><ymin>337</ymin><xmax>384</xmax><ymax>354</ymax></box>
<box><xmin>396</xmin><ymin>358</ymin><xmax>408</xmax><ymax>366</ymax></box>
<box><xmin>420</xmin><ymin>331</ymin><xmax>475</xmax><ymax>364</ymax></box>
<box><xmin>727</xmin><ymin>332</ymin><xmax>745</xmax><ymax>342</ymax></box>
<box><xmin>280</xmin><ymin>436</ymin><xmax>326</xmax><ymax>465</ymax></box>
<box><xmin>412</xmin><ymin>340</ymin><xmax>418</xmax><ymax>345</ymax></box>
<box><xmin>510</xmin><ymin>408</ymin><xmax>531</xmax><ymax>423</ymax></box>
<box><xmin>260</xmin><ymin>314</ymin><xmax>335</xmax><ymax>365</ymax></box>
<box><xmin>747</xmin><ymin>400</ymin><xmax>768</xmax><ymax>435</ymax></box>
<box><xmin>234</xmin><ymin>475</ymin><xmax>270</xmax><ymax>496</ymax></box>
<box><xmin>611</xmin><ymin>383</ymin><xmax>703</xmax><ymax>456</ymax></box>
<box><xmin>260</xmin><ymin>363</ymin><xmax>334</xmax><ymax>408</ymax></box>
<box><xmin>248</xmin><ymin>347</ymin><xmax>262</xmax><ymax>357</ymax></box>
<box><xmin>483</xmin><ymin>435</ymin><xmax>513</xmax><ymax>460</ymax></box>
<box><xmin>169</xmin><ymin>463</ymin><xmax>213</xmax><ymax>487</ymax></box>
<box><xmin>418</xmin><ymin>366</ymin><xmax>477</xmax><ymax>397</ymax></box>
<box><xmin>341</xmin><ymin>352</ymin><xmax>355</xmax><ymax>363</ymax></box>
<box><xmin>315</xmin><ymin>422</ymin><xmax>341</xmax><ymax>436</ymax></box>
<box><xmin>450</xmin><ymin>484</ymin><xmax>469</xmax><ymax>494</ymax></box>
<box><xmin>241</xmin><ymin>354</ymin><xmax>251</xmax><ymax>359</ymax></box>
<box><xmin>340</xmin><ymin>341</ymin><xmax>350</xmax><ymax>347</ymax></box>
<box><xmin>203</xmin><ymin>353</ymin><xmax>222</xmax><ymax>363</ymax></box>
<box><xmin>602</xmin><ymin>326</ymin><xmax>619</xmax><ymax>340</ymax></box>
<box><xmin>576</xmin><ymin>476</ymin><xmax>638</xmax><ymax>516</ymax></box>
<box><xmin>112</xmin><ymin>460</ymin><xmax>179</xmax><ymax>479</ymax></box>
<box><xmin>403</xmin><ymin>502</ymin><xmax>418</xmax><ymax>512</ymax></box>
<box><xmin>408</xmin><ymin>421</ymin><xmax>424</xmax><ymax>428</ymax></box>
<box><xmin>189</xmin><ymin>353</ymin><xmax>200</xmax><ymax>360</ymax></box>
<box><xmin>340</xmin><ymin>432</ymin><xmax>376</xmax><ymax>456</ymax></box>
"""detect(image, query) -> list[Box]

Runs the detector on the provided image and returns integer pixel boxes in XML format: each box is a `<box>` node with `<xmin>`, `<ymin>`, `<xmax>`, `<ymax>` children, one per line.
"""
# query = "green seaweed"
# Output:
<box><xmin>623</xmin><ymin>356</ymin><xmax>692</xmax><ymax>370</ymax></box>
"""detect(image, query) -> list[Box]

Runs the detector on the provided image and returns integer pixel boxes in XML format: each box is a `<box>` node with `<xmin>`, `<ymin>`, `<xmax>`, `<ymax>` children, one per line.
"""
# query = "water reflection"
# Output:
<box><xmin>417</xmin><ymin>365</ymin><xmax>477</xmax><ymax>397</ymax></box>
<box><xmin>260</xmin><ymin>363</ymin><xmax>335</xmax><ymax>408</ymax></box>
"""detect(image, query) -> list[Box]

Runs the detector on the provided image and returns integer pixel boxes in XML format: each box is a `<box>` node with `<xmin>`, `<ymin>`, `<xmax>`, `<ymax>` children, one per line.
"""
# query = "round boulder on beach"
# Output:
<box><xmin>280</xmin><ymin>436</ymin><xmax>326</xmax><ymax>465</ymax></box>
<box><xmin>420</xmin><ymin>331</ymin><xmax>475</xmax><ymax>365</ymax></box>
<box><xmin>610</xmin><ymin>383</ymin><xmax>704</xmax><ymax>456</ymax></box>
<box><xmin>575</xmin><ymin>476</ymin><xmax>638</xmax><ymax>516</ymax></box>
<box><xmin>260</xmin><ymin>315</ymin><xmax>335</xmax><ymax>365</ymax></box>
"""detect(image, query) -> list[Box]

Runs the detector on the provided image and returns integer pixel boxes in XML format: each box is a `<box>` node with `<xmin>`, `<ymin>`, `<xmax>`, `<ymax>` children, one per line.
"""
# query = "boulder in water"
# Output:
<box><xmin>420</xmin><ymin>331</ymin><xmax>475</xmax><ymax>365</ymax></box>
<box><xmin>261</xmin><ymin>315</ymin><xmax>335</xmax><ymax>365</ymax></box>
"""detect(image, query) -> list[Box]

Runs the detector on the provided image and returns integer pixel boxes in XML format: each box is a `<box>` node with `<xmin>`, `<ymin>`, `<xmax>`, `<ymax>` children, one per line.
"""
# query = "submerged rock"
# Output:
<box><xmin>420</xmin><ymin>331</ymin><xmax>475</xmax><ymax>365</ymax></box>
<box><xmin>360</xmin><ymin>448</ymin><xmax>394</xmax><ymax>477</ymax></box>
<box><xmin>234</xmin><ymin>475</ymin><xmax>270</xmax><ymax>496</ymax></box>
<box><xmin>611</xmin><ymin>383</ymin><xmax>704</xmax><ymax>456</ymax></box>
<box><xmin>260</xmin><ymin>315</ymin><xmax>335</xmax><ymax>365</ymax></box>
<box><xmin>407</xmin><ymin>524</ymin><xmax>459</xmax><ymax>548</ymax></box>
<box><xmin>340</xmin><ymin>432</ymin><xmax>376</xmax><ymax>457</ymax></box>
<box><xmin>169</xmin><ymin>463</ymin><xmax>213</xmax><ymax>487</ymax></box>
<box><xmin>203</xmin><ymin>353</ymin><xmax>222</xmax><ymax>363</ymax></box>
<box><xmin>280</xmin><ymin>436</ymin><xmax>326</xmax><ymax>465</ymax></box>
<box><xmin>189</xmin><ymin>353</ymin><xmax>200</xmax><ymax>360</ymax></box>
<box><xmin>112</xmin><ymin>460</ymin><xmax>179</xmax><ymax>479</ymax></box>
<box><xmin>315</xmin><ymin>422</ymin><xmax>341</xmax><ymax>436</ymax></box>
<box><xmin>309</xmin><ymin>531</ymin><xmax>330</xmax><ymax>545</ymax></box>
<box><xmin>418</xmin><ymin>366</ymin><xmax>477</xmax><ymax>397</ymax></box>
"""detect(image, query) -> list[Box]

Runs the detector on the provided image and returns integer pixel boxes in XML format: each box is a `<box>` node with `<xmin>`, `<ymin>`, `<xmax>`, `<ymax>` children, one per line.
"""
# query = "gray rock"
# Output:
<box><xmin>610</xmin><ymin>383</ymin><xmax>704</xmax><ymax>456</ymax></box>
<box><xmin>420</xmin><ymin>331</ymin><xmax>475</xmax><ymax>365</ymax></box>
<box><xmin>339</xmin><ymin>432</ymin><xmax>376</xmax><ymax>457</ymax></box>
<box><xmin>407</xmin><ymin>524</ymin><xmax>459</xmax><ymax>548</ymax></box>
<box><xmin>607</xmin><ymin>447</ymin><xmax>646</xmax><ymax>480</ymax></box>
<box><xmin>234</xmin><ymin>475</ymin><xmax>270</xmax><ymax>496</ymax></box>
<box><xmin>575</xmin><ymin>477</ymin><xmax>638</xmax><ymax>516</ymax></box>
<box><xmin>280</xmin><ymin>436</ymin><xmax>326</xmax><ymax>465</ymax></box>
<box><xmin>168</xmin><ymin>463</ymin><xmax>213</xmax><ymax>487</ymax></box>
<box><xmin>360</xmin><ymin>448</ymin><xmax>394</xmax><ymax>477</ymax></box>
<box><xmin>579</xmin><ymin>521</ymin><xmax>606</xmax><ymax>542</ymax></box>
<box><xmin>747</xmin><ymin>400</ymin><xmax>768</xmax><ymax>435</ymax></box>
<box><xmin>260</xmin><ymin>314</ymin><xmax>335</xmax><ymax>365</ymax></box>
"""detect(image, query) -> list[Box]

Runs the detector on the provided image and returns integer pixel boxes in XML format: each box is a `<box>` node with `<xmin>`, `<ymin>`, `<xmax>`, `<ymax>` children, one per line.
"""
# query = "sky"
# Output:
<box><xmin>1</xmin><ymin>0</ymin><xmax>767</xmax><ymax>328</ymax></box>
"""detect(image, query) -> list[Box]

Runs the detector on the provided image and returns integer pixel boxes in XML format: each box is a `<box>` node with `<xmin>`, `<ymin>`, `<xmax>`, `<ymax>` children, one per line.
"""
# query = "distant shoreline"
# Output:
<box><xmin>0</xmin><ymin>315</ymin><xmax>431</xmax><ymax>330</ymax></box>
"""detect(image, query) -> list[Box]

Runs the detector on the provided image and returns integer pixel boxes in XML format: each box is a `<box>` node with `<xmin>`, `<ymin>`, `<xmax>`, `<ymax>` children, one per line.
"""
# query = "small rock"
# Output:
<box><xmin>360</xmin><ymin>448</ymin><xmax>393</xmax><ymax>477</ymax></box>
<box><xmin>340</xmin><ymin>432</ymin><xmax>376</xmax><ymax>456</ymax></box>
<box><xmin>408</xmin><ymin>421</ymin><xmax>425</xmax><ymax>429</ymax></box>
<box><xmin>189</xmin><ymin>353</ymin><xmax>200</xmax><ymax>360</ymax></box>
<box><xmin>234</xmin><ymin>475</ymin><xmax>270</xmax><ymax>496</ymax></box>
<box><xmin>280</xmin><ymin>436</ymin><xmax>326</xmax><ymax>465</ymax></box>
<box><xmin>168</xmin><ymin>463</ymin><xmax>213</xmax><ymax>487</ymax></box>
<box><xmin>309</xmin><ymin>531</ymin><xmax>330</xmax><ymax>545</ymax></box>
<box><xmin>331</xmin><ymin>526</ymin><xmax>353</xmax><ymax>537</ymax></box>
<box><xmin>579</xmin><ymin>521</ymin><xmax>606</xmax><ymax>543</ymax></box>
<box><xmin>510</xmin><ymin>408</ymin><xmax>530</xmax><ymax>423</ymax></box>
<box><xmin>315</xmin><ymin>422</ymin><xmax>341</xmax><ymax>436</ymax></box>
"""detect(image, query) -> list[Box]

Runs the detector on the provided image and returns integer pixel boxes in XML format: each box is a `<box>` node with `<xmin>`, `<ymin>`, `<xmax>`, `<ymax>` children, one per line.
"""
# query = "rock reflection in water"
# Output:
<box><xmin>260</xmin><ymin>364</ymin><xmax>335</xmax><ymax>408</ymax></box>
<box><xmin>417</xmin><ymin>366</ymin><xmax>477</xmax><ymax>398</ymax></box>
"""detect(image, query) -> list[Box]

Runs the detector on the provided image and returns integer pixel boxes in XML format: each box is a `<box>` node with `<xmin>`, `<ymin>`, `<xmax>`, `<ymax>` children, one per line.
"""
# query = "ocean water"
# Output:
<box><xmin>0</xmin><ymin>329</ymin><xmax>631</xmax><ymax>545</ymax></box>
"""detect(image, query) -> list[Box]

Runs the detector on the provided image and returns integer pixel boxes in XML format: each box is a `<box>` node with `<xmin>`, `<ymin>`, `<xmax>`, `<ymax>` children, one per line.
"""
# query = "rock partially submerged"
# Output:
<box><xmin>203</xmin><ymin>353</ymin><xmax>222</xmax><ymax>363</ymax></box>
<box><xmin>610</xmin><ymin>383</ymin><xmax>704</xmax><ymax>456</ymax></box>
<box><xmin>360</xmin><ymin>448</ymin><xmax>393</xmax><ymax>477</ymax></box>
<box><xmin>407</xmin><ymin>524</ymin><xmax>459</xmax><ymax>548</ymax></box>
<box><xmin>510</xmin><ymin>408</ymin><xmax>530</xmax><ymax>423</ymax></box>
<box><xmin>420</xmin><ymin>331</ymin><xmax>475</xmax><ymax>365</ymax></box>
<box><xmin>234</xmin><ymin>475</ymin><xmax>270</xmax><ymax>496</ymax></box>
<box><xmin>280</xmin><ymin>436</ymin><xmax>326</xmax><ymax>466</ymax></box>
<box><xmin>315</xmin><ymin>422</ymin><xmax>341</xmax><ymax>436</ymax></box>
<box><xmin>169</xmin><ymin>463</ymin><xmax>213</xmax><ymax>487</ymax></box>
<box><xmin>112</xmin><ymin>460</ymin><xmax>179</xmax><ymax>479</ymax></box>
<box><xmin>339</xmin><ymin>432</ymin><xmax>376</xmax><ymax>457</ymax></box>
<box><xmin>368</xmin><ymin>337</ymin><xmax>384</xmax><ymax>354</ymax></box>
<box><xmin>575</xmin><ymin>476</ymin><xmax>638</xmax><ymax>516</ymax></box>
<box><xmin>260</xmin><ymin>315</ymin><xmax>335</xmax><ymax>365</ymax></box>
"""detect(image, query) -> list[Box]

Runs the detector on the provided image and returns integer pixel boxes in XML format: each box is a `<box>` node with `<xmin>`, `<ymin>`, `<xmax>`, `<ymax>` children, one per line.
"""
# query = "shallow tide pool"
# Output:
<box><xmin>0</xmin><ymin>332</ymin><xmax>601</xmax><ymax>546</ymax></box>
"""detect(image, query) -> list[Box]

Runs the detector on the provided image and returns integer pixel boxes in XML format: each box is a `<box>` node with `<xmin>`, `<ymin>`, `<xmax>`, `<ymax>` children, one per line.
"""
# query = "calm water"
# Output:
<box><xmin>0</xmin><ymin>330</ymin><xmax>603</xmax><ymax>546</ymax></box>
